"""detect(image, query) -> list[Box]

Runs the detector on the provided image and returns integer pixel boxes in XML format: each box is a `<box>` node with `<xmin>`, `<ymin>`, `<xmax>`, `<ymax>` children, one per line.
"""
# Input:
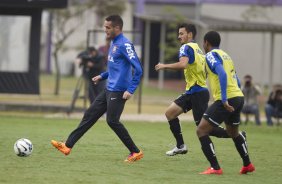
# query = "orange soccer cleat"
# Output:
<box><xmin>124</xmin><ymin>151</ymin><xmax>144</xmax><ymax>163</ymax></box>
<box><xmin>51</xmin><ymin>140</ymin><xmax>71</xmax><ymax>156</ymax></box>
<box><xmin>200</xmin><ymin>167</ymin><xmax>223</xmax><ymax>175</ymax></box>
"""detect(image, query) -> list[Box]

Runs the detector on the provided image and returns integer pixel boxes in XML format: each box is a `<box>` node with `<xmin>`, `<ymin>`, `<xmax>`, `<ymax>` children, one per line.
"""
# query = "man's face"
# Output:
<box><xmin>104</xmin><ymin>20</ymin><xmax>116</xmax><ymax>40</ymax></box>
<box><xmin>178</xmin><ymin>28</ymin><xmax>190</xmax><ymax>44</ymax></box>
<box><xmin>203</xmin><ymin>40</ymin><xmax>209</xmax><ymax>54</ymax></box>
<box><xmin>89</xmin><ymin>50</ymin><xmax>97</xmax><ymax>57</ymax></box>
<box><xmin>244</xmin><ymin>77</ymin><xmax>252</xmax><ymax>86</ymax></box>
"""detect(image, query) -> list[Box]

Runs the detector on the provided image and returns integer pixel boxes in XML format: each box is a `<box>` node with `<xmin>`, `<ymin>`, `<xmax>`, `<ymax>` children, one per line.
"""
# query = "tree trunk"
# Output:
<box><xmin>53</xmin><ymin>52</ymin><xmax>61</xmax><ymax>95</ymax></box>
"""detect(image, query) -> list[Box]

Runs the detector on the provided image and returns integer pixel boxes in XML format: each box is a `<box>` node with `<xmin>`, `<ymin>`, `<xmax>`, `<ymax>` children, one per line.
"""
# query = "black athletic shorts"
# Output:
<box><xmin>203</xmin><ymin>96</ymin><xmax>244</xmax><ymax>127</ymax></box>
<box><xmin>174</xmin><ymin>90</ymin><xmax>209</xmax><ymax>125</ymax></box>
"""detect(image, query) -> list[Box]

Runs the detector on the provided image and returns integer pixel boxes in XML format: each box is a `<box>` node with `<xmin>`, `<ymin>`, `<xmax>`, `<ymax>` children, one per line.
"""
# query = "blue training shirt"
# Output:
<box><xmin>100</xmin><ymin>33</ymin><xmax>143</xmax><ymax>94</ymax></box>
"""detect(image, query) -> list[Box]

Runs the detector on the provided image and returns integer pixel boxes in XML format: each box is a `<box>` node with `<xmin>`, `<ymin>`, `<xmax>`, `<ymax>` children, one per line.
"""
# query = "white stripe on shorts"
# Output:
<box><xmin>208</xmin><ymin>117</ymin><xmax>220</xmax><ymax>126</ymax></box>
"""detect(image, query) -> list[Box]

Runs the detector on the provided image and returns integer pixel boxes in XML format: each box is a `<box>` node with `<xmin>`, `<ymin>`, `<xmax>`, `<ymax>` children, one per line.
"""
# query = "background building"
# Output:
<box><xmin>38</xmin><ymin>0</ymin><xmax>282</xmax><ymax>91</ymax></box>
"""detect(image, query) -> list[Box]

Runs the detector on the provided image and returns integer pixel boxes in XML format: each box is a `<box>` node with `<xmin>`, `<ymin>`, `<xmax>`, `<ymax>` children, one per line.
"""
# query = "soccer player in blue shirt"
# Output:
<box><xmin>51</xmin><ymin>15</ymin><xmax>144</xmax><ymax>162</ymax></box>
<box><xmin>197</xmin><ymin>31</ymin><xmax>255</xmax><ymax>175</ymax></box>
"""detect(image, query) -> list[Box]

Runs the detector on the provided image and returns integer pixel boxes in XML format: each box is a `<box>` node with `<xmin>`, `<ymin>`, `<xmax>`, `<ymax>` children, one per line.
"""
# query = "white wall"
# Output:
<box><xmin>201</xmin><ymin>3</ymin><xmax>282</xmax><ymax>86</ymax></box>
<box><xmin>202</xmin><ymin>3</ymin><xmax>282</xmax><ymax>24</ymax></box>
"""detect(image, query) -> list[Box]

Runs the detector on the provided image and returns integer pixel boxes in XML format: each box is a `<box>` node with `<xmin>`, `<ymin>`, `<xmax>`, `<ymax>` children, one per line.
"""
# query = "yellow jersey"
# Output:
<box><xmin>179</xmin><ymin>42</ymin><xmax>207</xmax><ymax>91</ymax></box>
<box><xmin>205</xmin><ymin>49</ymin><xmax>243</xmax><ymax>101</ymax></box>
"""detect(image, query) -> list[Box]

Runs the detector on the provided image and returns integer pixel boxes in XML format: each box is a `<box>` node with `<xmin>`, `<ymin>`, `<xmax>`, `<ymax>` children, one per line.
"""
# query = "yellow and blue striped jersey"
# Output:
<box><xmin>205</xmin><ymin>49</ymin><xmax>243</xmax><ymax>101</ymax></box>
<box><xmin>179</xmin><ymin>42</ymin><xmax>207</xmax><ymax>94</ymax></box>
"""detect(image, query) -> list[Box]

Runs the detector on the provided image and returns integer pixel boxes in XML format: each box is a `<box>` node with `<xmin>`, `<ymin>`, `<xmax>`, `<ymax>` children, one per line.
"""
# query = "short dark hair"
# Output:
<box><xmin>87</xmin><ymin>46</ymin><xmax>96</xmax><ymax>52</ymax></box>
<box><xmin>204</xmin><ymin>31</ymin><xmax>221</xmax><ymax>47</ymax></box>
<box><xmin>105</xmin><ymin>15</ymin><xmax>123</xmax><ymax>30</ymax></box>
<box><xmin>244</xmin><ymin>74</ymin><xmax>252</xmax><ymax>79</ymax></box>
<box><xmin>178</xmin><ymin>23</ymin><xmax>197</xmax><ymax>39</ymax></box>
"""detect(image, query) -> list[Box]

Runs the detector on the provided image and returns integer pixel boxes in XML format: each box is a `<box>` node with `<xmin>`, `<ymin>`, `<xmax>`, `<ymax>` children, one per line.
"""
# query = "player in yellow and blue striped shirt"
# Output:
<box><xmin>155</xmin><ymin>24</ymin><xmax>244</xmax><ymax>157</ymax></box>
<box><xmin>197</xmin><ymin>31</ymin><xmax>255</xmax><ymax>175</ymax></box>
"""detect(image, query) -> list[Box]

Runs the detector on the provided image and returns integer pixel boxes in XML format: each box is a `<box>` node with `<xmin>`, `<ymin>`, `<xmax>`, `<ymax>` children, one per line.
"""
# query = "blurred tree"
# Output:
<box><xmin>51</xmin><ymin>1</ymin><xmax>93</xmax><ymax>95</ymax></box>
<box><xmin>50</xmin><ymin>0</ymin><xmax>126</xmax><ymax>95</ymax></box>
<box><xmin>160</xmin><ymin>6</ymin><xmax>185</xmax><ymax>62</ymax></box>
<box><xmin>159</xmin><ymin>6</ymin><xmax>185</xmax><ymax>79</ymax></box>
<box><xmin>95</xmin><ymin>0</ymin><xmax>126</xmax><ymax>26</ymax></box>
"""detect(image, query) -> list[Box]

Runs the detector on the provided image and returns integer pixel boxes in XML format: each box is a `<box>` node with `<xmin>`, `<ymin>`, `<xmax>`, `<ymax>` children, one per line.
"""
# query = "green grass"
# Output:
<box><xmin>0</xmin><ymin>116</ymin><xmax>281</xmax><ymax>184</ymax></box>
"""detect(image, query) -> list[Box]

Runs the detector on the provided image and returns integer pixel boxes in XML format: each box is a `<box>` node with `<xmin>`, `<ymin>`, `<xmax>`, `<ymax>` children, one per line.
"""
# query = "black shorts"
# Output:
<box><xmin>203</xmin><ymin>97</ymin><xmax>244</xmax><ymax>127</ymax></box>
<box><xmin>174</xmin><ymin>90</ymin><xmax>209</xmax><ymax>125</ymax></box>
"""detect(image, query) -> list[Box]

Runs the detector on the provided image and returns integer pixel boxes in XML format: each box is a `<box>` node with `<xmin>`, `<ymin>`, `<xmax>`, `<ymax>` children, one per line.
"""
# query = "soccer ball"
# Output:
<box><xmin>14</xmin><ymin>138</ymin><xmax>33</xmax><ymax>157</ymax></box>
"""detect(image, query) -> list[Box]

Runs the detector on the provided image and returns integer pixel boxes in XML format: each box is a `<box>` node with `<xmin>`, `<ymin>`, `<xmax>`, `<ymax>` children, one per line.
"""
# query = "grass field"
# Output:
<box><xmin>0</xmin><ymin>115</ymin><xmax>281</xmax><ymax>184</ymax></box>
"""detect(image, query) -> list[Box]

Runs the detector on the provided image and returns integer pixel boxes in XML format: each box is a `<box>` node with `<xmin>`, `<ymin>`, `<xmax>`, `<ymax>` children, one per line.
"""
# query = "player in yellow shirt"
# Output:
<box><xmin>155</xmin><ymin>24</ymin><xmax>244</xmax><ymax>156</ymax></box>
<box><xmin>196</xmin><ymin>31</ymin><xmax>255</xmax><ymax>175</ymax></box>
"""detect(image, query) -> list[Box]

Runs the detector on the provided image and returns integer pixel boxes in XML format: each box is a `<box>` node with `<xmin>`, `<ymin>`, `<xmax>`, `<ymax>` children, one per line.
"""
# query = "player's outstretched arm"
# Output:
<box><xmin>155</xmin><ymin>57</ymin><xmax>188</xmax><ymax>71</ymax></box>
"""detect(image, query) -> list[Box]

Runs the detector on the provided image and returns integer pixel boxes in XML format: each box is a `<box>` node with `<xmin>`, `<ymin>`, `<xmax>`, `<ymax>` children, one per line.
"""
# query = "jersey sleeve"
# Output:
<box><xmin>206</xmin><ymin>52</ymin><xmax>227</xmax><ymax>102</ymax></box>
<box><xmin>214</xmin><ymin>64</ymin><xmax>227</xmax><ymax>103</ymax></box>
<box><xmin>178</xmin><ymin>44</ymin><xmax>195</xmax><ymax>64</ymax></box>
<box><xmin>100</xmin><ymin>71</ymin><xmax>108</xmax><ymax>80</ymax></box>
<box><xmin>235</xmin><ymin>73</ymin><xmax>241</xmax><ymax>88</ymax></box>
<box><xmin>122</xmin><ymin>42</ymin><xmax>143</xmax><ymax>94</ymax></box>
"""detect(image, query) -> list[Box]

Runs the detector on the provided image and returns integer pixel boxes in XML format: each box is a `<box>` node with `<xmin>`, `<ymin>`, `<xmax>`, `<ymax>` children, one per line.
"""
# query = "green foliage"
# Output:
<box><xmin>95</xmin><ymin>0</ymin><xmax>126</xmax><ymax>17</ymax></box>
<box><xmin>158</xmin><ymin>6</ymin><xmax>185</xmax><ymax>63</ymax></box>
<box><xmin>1</xmin><ymin>116</ymin><xmax>282</xmax><ymax>184</ymax></box>
<box><xmin>51</xmin><ymin>2</ymin><xmax>95</xmax><ymax>53</ymax></box>
<box><xmin>95</xmin><ymin>0</ymin><xmax>126</xmax><ymax>26</ymax></box>
<box><xmin>49</xmin><ymin>0</ymin><xmax>126</xmax><ymax>95</ymax></box>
